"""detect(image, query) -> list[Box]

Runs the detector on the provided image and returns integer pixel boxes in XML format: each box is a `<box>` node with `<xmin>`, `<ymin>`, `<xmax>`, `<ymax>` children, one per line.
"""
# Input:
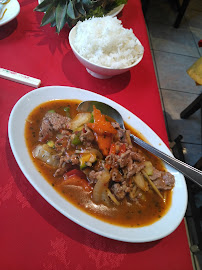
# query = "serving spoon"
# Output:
<box><xmin>77</xmin><ymin>100</ymin><xmax>202</xmax><ymax>188</ymax></box>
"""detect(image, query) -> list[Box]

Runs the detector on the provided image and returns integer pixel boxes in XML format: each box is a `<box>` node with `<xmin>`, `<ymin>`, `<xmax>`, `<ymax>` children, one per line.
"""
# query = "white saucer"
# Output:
<box><xmin>0</xmin><ymin>0</ymin><xmax>20</xmax><ymax>26</ymax></box>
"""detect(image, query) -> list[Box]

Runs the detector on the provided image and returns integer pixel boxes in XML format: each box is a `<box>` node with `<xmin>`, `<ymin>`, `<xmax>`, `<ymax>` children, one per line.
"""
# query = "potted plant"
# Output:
<box><xmin>35</xmin><ymin>0</ymin><xmax>127</xmax><ymax>33</ymax></box>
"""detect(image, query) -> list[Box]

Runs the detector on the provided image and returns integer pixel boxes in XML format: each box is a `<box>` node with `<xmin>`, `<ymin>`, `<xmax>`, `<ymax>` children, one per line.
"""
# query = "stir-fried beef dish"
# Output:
<box><xmin>25</xmin><ymin>100</ymin><xmax>175</xmax><ymax>227</ymax></box>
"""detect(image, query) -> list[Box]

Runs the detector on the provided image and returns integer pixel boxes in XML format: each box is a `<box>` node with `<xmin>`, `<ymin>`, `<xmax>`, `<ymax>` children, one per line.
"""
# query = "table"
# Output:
<box><xmin>0</xmin><ymin>0</ymin><xmax>193</xmax><ymax>269</ymax></box>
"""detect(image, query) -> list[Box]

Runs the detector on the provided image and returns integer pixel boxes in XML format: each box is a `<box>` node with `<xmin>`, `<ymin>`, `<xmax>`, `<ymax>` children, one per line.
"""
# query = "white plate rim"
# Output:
<box><xmin>106</xmin><ymin>4</ymin><xmax>124</xmax><ymax>17</ymax></box>
<box><xmin>0</xmin><ymin>0</ymin><xmax>20</xmax><ymax>26</ymax></box>
<box><xmin>8</xmin><ymin>86</ymin><xmax>188</xmax><ymax>242</ymax></box>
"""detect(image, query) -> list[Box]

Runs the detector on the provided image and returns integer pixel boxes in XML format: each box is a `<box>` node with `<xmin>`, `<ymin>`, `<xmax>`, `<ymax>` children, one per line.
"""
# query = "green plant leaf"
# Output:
<box><xmin>104</xmin><ymin>0</ymin><xmax>127</xmax><ymax>13</ymax></box>
<box><xmin>56</xmin><ymin>0</ymin><xmax>68</xmax><ymax>32</ymax></box>
<box><xmin>115</xmin><ymin>0</ymin><xmax>127</xmax><ymax>5</ymax></box>
<box><xmin>51</xmin><ymin>20</ymin><xmax>56</xmax><ymax>27</ymax></box>
<box><xmin>67</xmin><ymin>0</ymin><xmax>76</xmax><ymax>19</ymax></box>
<box><xmin>34</xmin><ymin>0</ymin><xmax>53</xmax><ymax>12</ymax></box>
<box><xmin>41</xmin><ymin>5</ymin><xmax>56</xmax><ymax>26</ymax></box>
<box><xmin>73</xmin><ymin>5</ymin><xmax>81</xmax><ymax>18</ymax></box>
<box><xmin>82</xmin><ymin>0</ymin><xmax>94</xmax><ymax>9</ymax></box>
<box><xmin>35</xmin><ymin>0</ymin><xmax>128</xmax><ymax>32</ymax></box>
<box><xmin>75</xmin><ymin>2</ymin><xmax>86</xmax><ymax>16</ymax></box>
<box><xmin>87</xmin><ymin>6</ymin><xmax>105</xmax><ymax>17</ymax></box>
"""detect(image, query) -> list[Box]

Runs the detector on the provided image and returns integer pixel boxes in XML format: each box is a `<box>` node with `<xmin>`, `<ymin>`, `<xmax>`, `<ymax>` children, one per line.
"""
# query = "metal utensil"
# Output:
<box><xmin>77</xmin><ymin>100</ymin><xmax>202</xmax><ymax>187</ymax></box>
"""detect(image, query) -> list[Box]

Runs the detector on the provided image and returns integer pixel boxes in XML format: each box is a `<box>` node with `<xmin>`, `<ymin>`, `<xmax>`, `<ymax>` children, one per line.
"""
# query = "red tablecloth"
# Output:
<box><xmin>0</xmin><ymin>0</ymin><xmax>193</xmax><ymax>269</ymax></box>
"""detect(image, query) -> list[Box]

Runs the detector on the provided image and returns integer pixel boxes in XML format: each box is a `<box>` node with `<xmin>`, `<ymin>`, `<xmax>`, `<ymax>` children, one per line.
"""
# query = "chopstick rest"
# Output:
<box><xmin>0</xmin><ymin>68</ymin><xmax>41</xmax><ymax>88</ymax></box>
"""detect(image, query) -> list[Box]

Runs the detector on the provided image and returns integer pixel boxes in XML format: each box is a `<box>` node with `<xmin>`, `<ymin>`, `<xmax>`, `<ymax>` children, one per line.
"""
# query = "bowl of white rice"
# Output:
<box><xmin>69</xmin><ymin>16</ymin><xmax>144</xmax><ymax>79</ymax></box>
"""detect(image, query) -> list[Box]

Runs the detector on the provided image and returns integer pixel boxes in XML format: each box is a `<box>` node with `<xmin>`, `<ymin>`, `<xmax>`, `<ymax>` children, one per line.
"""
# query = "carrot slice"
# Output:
<box><xmin>87</xmin><ymin>106</ymin><xmax>117</xmax><ymax>135</ymax></box>
<box><xmin>96</xmin><ymin>134</ymin><xmax>112</xmax><ymax>156</ymax></box>
<box><xmin>87</xmin><ymin>106</ymin><xmax>117</xmax><ymax>156</ymax></box>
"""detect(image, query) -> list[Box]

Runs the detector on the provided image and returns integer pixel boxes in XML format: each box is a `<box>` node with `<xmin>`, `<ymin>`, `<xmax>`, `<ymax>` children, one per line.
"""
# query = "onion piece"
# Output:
<box><xmin>101</xmin><ymin>189</ymin><xmax>111</xmax><ymax>206</ymax></box>
<box><xmin>143</xmin><ymin>161</ymin><xmax>153</xmax><ymax>176</ymax></box>
<box><xmin>142</xmin><ymin>170</ymin><xmax>164</xmax><ymax>201</ymax></box>
<box><xmin>106</xmin><ymin>189</ymin><xmax>120</xmax><ymax>205</ymax></box>
<box><xmin>42</xmin><ymin>144</ymin><xmax>56</xmax><ymax>154</ymax></box>
<box><xmin>125</xmin><ymin>130</ymin><xmax>132</xmax><ymax>145</ymax></box>
<box><xmin>92</xmin><ymin>169</ymin><xmax>111</xmax><ymax>205</ymax></box>
<box><xmin>33</xmin><ymin>145</ymin><xmax>59</xmax><ymax>167</ymax></box>
<box><xmin>129</xmin><ymin>185</ymin><xmax>138</xmax><ymax>200</ymax></box>
<box><xmin>69</xmin><ymin>113</ymin><xmax>92</xmax><ymax>131</ymax></box>
<box><xmin>133</xmin><ymin>172</ymin><xmax>149</xmax><ymax>192</ymax></box>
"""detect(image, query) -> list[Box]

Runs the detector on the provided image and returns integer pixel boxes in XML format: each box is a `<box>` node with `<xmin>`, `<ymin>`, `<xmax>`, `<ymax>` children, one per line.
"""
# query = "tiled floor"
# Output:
<box><xmin>143</xmin><ymin>0</ymin><xmax>202</xmax><ymax>269</ymax></box>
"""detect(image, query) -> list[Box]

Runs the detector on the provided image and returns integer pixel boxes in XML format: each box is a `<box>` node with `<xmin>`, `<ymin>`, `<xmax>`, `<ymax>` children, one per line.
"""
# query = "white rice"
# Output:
<box><xmin>73</xmin><ymin>16</ymin><xmax>144</xmax><ymax>69</ymax></box>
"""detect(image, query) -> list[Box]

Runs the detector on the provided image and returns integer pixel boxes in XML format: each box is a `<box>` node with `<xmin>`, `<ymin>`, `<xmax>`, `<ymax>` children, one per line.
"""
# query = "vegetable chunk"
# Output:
<box><xmin>87</xmin><ymin>106</ymin><xmax>117</xmax><ymax>156</ymax></box>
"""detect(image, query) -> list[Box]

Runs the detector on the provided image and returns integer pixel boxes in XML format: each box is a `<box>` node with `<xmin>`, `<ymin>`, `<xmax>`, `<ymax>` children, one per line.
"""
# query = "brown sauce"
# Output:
<box><xmin>25</xmin><ymin>99</ymin><xmax>172</xmax><ymax>227</ymax></box>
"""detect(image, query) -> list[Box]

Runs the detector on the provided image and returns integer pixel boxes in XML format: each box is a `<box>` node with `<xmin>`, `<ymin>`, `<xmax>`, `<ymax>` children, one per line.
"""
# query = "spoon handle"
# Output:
<box><xmin>130</xmin><ymin>134</ymin><xmax>202</xmax><ymax>187</ymax></box>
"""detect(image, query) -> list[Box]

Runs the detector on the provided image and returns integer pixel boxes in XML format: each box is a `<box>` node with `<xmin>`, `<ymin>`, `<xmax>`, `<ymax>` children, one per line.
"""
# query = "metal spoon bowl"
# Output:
<box><xmin>77</xmin><ymin>100</ymin><xmax>202</xmax><ymax>187</ymax></box>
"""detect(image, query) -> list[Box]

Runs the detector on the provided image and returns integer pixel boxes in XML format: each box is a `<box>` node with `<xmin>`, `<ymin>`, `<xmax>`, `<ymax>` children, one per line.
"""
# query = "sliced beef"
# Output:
<box><xmin>117</xmin><ymin>150</ymin><xmax>131</xmax><ymax>168</ymax></box>
<box><xmin>54</xmin><ymin>154</ymin><xmax>79</xmax><ymax>177</ymax></box>
<box><xmin>55</xmin><ymin>136</ymin><xmax>71</xmax><ymax>151</ymax></box>
<box><xmin>110</xmin><ymin>168</ymin><xmax>124</xmax><ymax>182</ymax></box>
<box><xmin>88</xmin><ymin>170</ymin><xmax>104</xmax><ymax>184</ymax></box>
<box><xmin>111</xmin><ymin>183</ymin><xmax>126</xmax><ymax>200</ymax></box>
<box><xmin>162</xmin><ymin>172</ymin><xmax>175</xmax><ymax>188</ymax></box>
<box><xmin>115</xmin><ymin>149</ymin><xmax>145</xmax><ymax>178</ymax></box>
<box><xmin>63</xmin><ymin>153</ymin><xmax>80</xmax><ymax>165</ymax></box>
<box><xmin>126</xmin><ymin>161</ymin><xmax>145</xmax><ymax>178</ymax></box>
<box><xmin>105</xmin><ymin>154</ymin><xmax>119</xmax><ymax>168</ymax></box>
<box><xmin>111</xmin><ymin>181</ymin><xmax>130</xmax><ymax>200</ymax></box>
<box><xmin>83</xmin><ymin>160</ymin><xmax>105</xmax><ymax>184</ymax></box>
<box><xmin>54</xmin><ymin>157</ymin><xmax>71</xmax><ymax>177</ymax></box>
<box><xmin>152</xmin><ymin>171</ymin><xmax>175</xmax><ymax>190</ymax></box>
<box><xmin>116</xmin><ymin>129</ymin><xmax>127</xmax><ymax>142</ymax></box>
<box><xmin>117</xmin><ymin>149</ymin><xmax>145</xmax><ymax>168</ymax></box>
<box><xmin>39</xmin><ymin>112</ymin><xmax>70</xmax><ymax>142</ymax></box>
<box><xmin>39</xmin><ymin>118</ymin><xmax>52</xmax><ymax>142</ymax></box>
<box><xmin>93</xmin><ymin>160</ymin><xmax>105</xmax><ymax>171</ymax></box>
<box><xmin>130</xmin><ymin>150</ymin><xmax>145</xmax><ymax>162</ymax></box>
<box><xmin>80</xmin><ymin>125</ymin><xmax>95</xmax><ymax>143</ymax></box>
<box><xmin>111</xmin><ymin>122</ymin><xmax>128</xmax><ymax>142</ymax></box>
<box><xmin>149</xmin><ymin>168</ymin><xmax>162</xmax><ymax>181</ymax></box>
<box><xmin>106</xmin><ymin>148</ymin><xmax>146</xmax><ymax>180</ymax></box>
<box><xmin>105</xmin><ymin>148</ymin><xmax>132</xmax><ymax>169</ymax></box>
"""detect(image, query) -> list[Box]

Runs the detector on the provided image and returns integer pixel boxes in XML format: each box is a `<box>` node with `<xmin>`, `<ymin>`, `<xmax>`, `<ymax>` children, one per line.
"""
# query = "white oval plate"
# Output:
<box><xmin>8</xmin><ymin>86</ymin><xmax>188</xmax><ymax>242</ymax></box>
<box><xmin>0</xmin><ymin>0</ymin><xmax>20</xmax><ymax>26</ymax></box>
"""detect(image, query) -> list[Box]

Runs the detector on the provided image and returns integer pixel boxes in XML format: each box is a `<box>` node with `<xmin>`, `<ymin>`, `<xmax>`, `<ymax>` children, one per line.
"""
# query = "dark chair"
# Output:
<box><xmin>180</xmin><ymin>93</ymin><xmax>202</xmax><ymax>137</ymax></box>
<box><xmin>174</xmin><ymin>45</ymin><xmax>202</xmax><ymax>253</ymax></box>
<box><xmin>181</xmin><ymin>42</ymin><xmax>202</xmax><ymax>135</ymax></box>
<box><xmin>141</xmin><ymin>0</ymin><xmax>190</xmax><ymax>28</ymax></box>
<box><xmin>180</xmin><ymin>43</ymin><xmax>202</xmax><ymax>169</ymax></box>
<box><xmin>173</xmin><ymin>0</ymin><xmax>191</xmax><ymax>28</ymax></box>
